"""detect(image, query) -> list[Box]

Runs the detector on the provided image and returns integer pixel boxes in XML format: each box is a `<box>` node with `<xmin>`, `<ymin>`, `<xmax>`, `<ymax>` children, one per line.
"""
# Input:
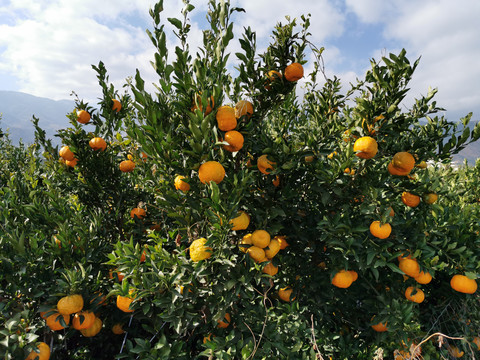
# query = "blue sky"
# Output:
<box><xmin>1</xmin><ymin>0</ymin><xmax>479</xmax><ymax>122</ymax></box>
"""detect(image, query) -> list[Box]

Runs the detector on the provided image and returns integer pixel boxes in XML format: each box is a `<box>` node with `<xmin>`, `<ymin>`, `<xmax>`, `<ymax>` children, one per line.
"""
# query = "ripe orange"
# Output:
<box><xmin>448</xmin><ymin>345</ymin><xmax>464</xmax><ymax>358</ymax></box>
<box><xmin>80</xmin><ymin>317</ymin><xmax>102</xmax><ymax>337</ymax></box>
<box><xmin>247</xmin><ymin>246</ymin><xmax>267</xmax><ymax>263</ymax></box>
<box><xmin>265</xmin><ymin>70</ymin><xmax>282</xmax><ymax>89</ymax></box>
<box><xmin>353</xmin><ymin>136</ymin><xmax>378</xmax><ymax>159</ymax></box>
<box><xmin>414</xmin><ymin>271</ymin><xmax>432</xmax><ymax>284</ymax></box>
<box><xmin>46</xmin><ymin>312</ymin><xmax>70</xmax><ymax>331</ymax></box>
<box><xmin>65</xmin><ymin>158</ymin><xmax>78</xmax><ymax>168</ymax></box>
<box><xmin>77</xmin><ymin>110</ymin><xmax>91</xmax><ymax>124</ymax></box>
<box><xmin>348</xmin><ymin>270</ymin><xmax>358</xmax><ymax>282</ymax></box>
<box><xmin>388</xmin><ymin>161</ymin><xmax>410</xmax><ymax>176</ymax></box>
<box><xmin>371</xmin><ymin>321</ymin><xmax>388</xmax><ymax>332</ymax></box>
<box><xmin>239</xmin><ymin>233</ymin><xmax>252</xmax><ymax>253</ymax></box>
<box><xmin>264</xmin><ymin>238</ymin><xmax>281</xmax><ymax>259</ymax></box>
<box><xmin>189</xmin><ymin>238</ymin><xmax>212</xmax><ymax>262</ymax></box>
<box><xmin>331</xmin><ymin>270</ymin><xmax>353</xmax><ymax>288</ymax></box>
<box><xmin>203</xmin><ymin>333</ymin><xmax>215</xmax><ymax>344</ymax></box>
<box><xmin>257</xmin><ymin>154</ymin><xmax>276</xmax><ymax>175</ymax></box>
<box><xmin>230</xmin><ymin>211</ymin><xmax>250</xmax><ymax>231</ymax></box>
<box><xmin>401</xmin><ymin>192</ymin><xmax>421</xmax><ymax>207</ymax></box>
<box><xmin>251</xmin><ymin>230</ymin><xmax>271</xmax><ymax>248</ymax></box>
<box><xmin>119</xmin><ymin>159</ymin><xmax>136</xmax><ymax>172</ymax></box>
<box><xmin>216</xmin><ymin>105</ymin><xmax>236</xmax><ymax>131</ymax></box>
<box><xmin>26</xmin><ymin>342</ymin><xmax>50</xmax><ymax>360</ymax></box>
<box><xmin>59</xmin><ymin>146</ymin><xmax>75</xmax><ymax>161</ymax></box>
<box><xmin>234</xmin><ymin>100</ymin><xmax>253</xmax><ymax>119</ymax></box>
<box><xmin>272</xmin><ymin>175</ymin><xmax>280</xmax><ymax>187</ymax></box>
<box><xmin>399</xmin><ymin>258</ymin><xmax>420</xmax><ymax>278</ymax></box>
<box><xmin>112</xmin><ymin>323</ymin><xmax>125</xmax><ymax>335</ymax></box>
<box><xmin>278</xmin><ymin>287</ymin><xmax>294</xmax><ymax>302</ymax></box>
<box><xmin>405</xmin><ymin>287</ymin><xmax>425</xmax><ymax>303</ymax></box>
<box><xmin>284</xmin><ymin>62</ymin><xmax>304</xmax><ymax>82</ymax></box>
<box><xmin>198</xmin><ymin>161</ymin><xmax>225</xmax><ymax>184</ymax></box>
<box><xmin>117</xmin><ymin>295</ymin><xmax>135</xmax><ymax>313</ymax></box>
<box><xmin>369</xmin><ymin>221</ymin><xmax>392</xmax><ymax>239</ymax></box>
<box><xmin>130</xmin><ymin>208</ymin><xmax>146</xmax><ymax>219</ymax></box>
<box><xmin>263</xmin><ymin>262</ymin><xmax>279</xmax><ymax>276</ymax></box>
<box><xmin>276</xmin><ymin>235</ymin><xmax>289</xmax><ymax>249</ymax></box>
<box><xmin>89</xmin><ymin>137</ymin><xmax>107</xmax><ymax>151</ymax></box>
<box><xmin>192</xmin><ymin>94</ymin><xmax>214</xmax><ymax>115</ymax></box>
<box><xmin>450</xmin><ymin>274</ymin><xmax>478</xmax><ymax>294</ymax></box>
<box><xmin>217</xmin><ymin>313</ymin><xmax>231</xmax><ymax>329</ymax></box>
<box><xmin>57</xmin><ymin>294</ymin><xmax>84</xmax><ymax>315</ymax></box>
<box><xmin>72</xmin><ymin>310</ymin><xmax>96</xmax><ymax>330</ymax></box>
<box><xmin>392</xmin><ymin>152</ymin><xmax>415</xmax><ymax>173</ymax></box>
<box><xmin>174</xmin><ymin>175</ymin><xmax>190</xmax><ymax>192</ymax></box>
<box><xmin>424</xmin><ymin>193</ymin><xmax>438</xmax><ymax>204</ymax></box>
<box><xmin>473</xmin><ymin>337</ymin><xmax>480</xmax><ymax>350</ymax></box>
<box><xmin>112</xmin><ymin>99</ymin><xmax>122</xmax><ymax>112</ymax></box>
<box><xmin>327</xmin><ymin>151</ymin><xmax>337</xmax><ymax>159</ymax></box>
<box><xmin>223</xmin><ymin>130</ymin><xmax>244</xmax><ymax>152</ymax></box>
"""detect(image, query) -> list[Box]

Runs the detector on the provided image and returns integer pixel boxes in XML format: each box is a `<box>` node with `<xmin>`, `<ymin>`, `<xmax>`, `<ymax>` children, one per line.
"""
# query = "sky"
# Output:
<box><xmin>1</xmin><ymin>0</ymin><xmax>479</xmax><ymax>122</ymax></box>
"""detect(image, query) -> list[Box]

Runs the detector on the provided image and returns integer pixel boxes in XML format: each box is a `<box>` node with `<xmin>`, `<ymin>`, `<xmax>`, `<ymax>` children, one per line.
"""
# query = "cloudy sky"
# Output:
<box><xmin>1</xmin><ymin>0</ymin><xmax>479</xmax><ymax>121</ymax></box>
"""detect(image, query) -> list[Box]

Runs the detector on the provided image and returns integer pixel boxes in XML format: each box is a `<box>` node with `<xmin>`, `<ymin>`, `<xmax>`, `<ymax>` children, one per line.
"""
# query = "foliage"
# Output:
<box><xmin>1</xmin><ymin>1</ymin><xmax>480</xmax><ymax>359</ymax></box>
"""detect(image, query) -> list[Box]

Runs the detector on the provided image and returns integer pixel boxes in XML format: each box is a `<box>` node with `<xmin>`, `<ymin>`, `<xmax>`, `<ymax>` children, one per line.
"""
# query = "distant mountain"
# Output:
<box><xmin>0</xmin><ymin>91</ymin><xmax>74</xmax><ymax>145</ymax></box>
<box><xmin>0</xmin><ymin>90</ymin><xmax>479</xmax><ymax>164</ymax></box>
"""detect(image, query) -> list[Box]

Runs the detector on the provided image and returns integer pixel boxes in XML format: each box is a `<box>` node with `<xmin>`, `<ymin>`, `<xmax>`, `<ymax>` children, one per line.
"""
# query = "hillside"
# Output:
<box><xmin>0</xmin><ymin>91</ymin><xmax>74</xmax><ymax>145</ymax></box>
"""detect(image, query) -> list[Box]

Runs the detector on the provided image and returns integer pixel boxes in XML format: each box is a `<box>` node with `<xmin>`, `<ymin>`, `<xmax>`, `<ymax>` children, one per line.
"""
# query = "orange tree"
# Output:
<box><xmin>2</xmin><ymin>0</ymin><xmax>480</xmax><ymax>359</ymax></box>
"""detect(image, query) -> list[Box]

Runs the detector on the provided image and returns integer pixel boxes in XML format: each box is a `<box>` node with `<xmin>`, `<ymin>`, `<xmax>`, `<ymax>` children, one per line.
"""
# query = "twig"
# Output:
<box><xmin>310</xmin><ymin>314</ymin><xmax>324</xmax><ymax>360</ymax></box>
<box><xmin>247</xmin><ymin>282</ymin><xmax>273</xmax><ymax>360</ymax></box>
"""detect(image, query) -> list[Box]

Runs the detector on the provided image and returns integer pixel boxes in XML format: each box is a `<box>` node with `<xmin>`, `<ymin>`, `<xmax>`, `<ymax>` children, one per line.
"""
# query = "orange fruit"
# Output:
<box><xmin>251</xmin><ymin>230</ymin><xmax>271</xmax><ymax>248</ymax></box>
<box><xmin>174</xmin><ymin>175</ymin><xmax>190</xmax><ymax>192</ymax></box>
<box><xmin>130</xmin><ymin>208</ymin><xmax>146</xmax><ymax>219</ymax></box>
<box><xmin>80</xmin><ymin>317</ymin><xmax>102</xmax><ymax>337</ymax></box>
<box><xmin>112</xmin><ymin>323</ymin><xmax>125</xmax><ymax>335</ymax></box>
<box><xmin>272</xmin><ymin>175</ymin><xmax>280</xmax><ymax>187</ymax></box>
<box><xmin>276</xmin><ymin>235</ymin><xmax>289</xmax><ymax>249</ymax></box>
<box><xmin>448</xmin><ymin>345</ymin><xmax>464</xmax><ymax>358</ymax></box>
<box><xmin>331</xmin><ymin>270</ymin><xmax>353</xmax><ymax>288</ymax></box>
<box><xmin>414</xmin><ymin>271</ymin><xmax>432</xmax><ymax>284</ymax></box>
<box><xmin>401</xmin><ymin>192</ymin><xmax>421</xmax><ymax>207</ymax></box>
<box><xmin>264</xmin><ymin>238</ymin><xmax>281</xmax><ymax>259</ymax></box>
<box><xmin>117</xmin><ymin>295</ymin><xmax>135</xmax><ymax>313</ymax></box>
<box><xmin>57</xmin><ymin>294</ymin><xmax>84</xmax><ymax>315</ymax></box>
<box><xmin>353</xmin><ymin>136</ymin><xmax>378</xmax><ymax>159</ymax></box>
<box><xmin>46</xmin><ymin>312</ymin><xmax>70</xmax><ymax>331</ymax></box>
<box><xmin>371</xmin><ymin>321</ymin><xmax>388</xmax><ymax>332</ymax></box>
<box><xmin>388</xmin><ymin>161</ymin><xmax>410</xmax><ymax>176</ymax></box>
<box><xmin>247</xmin><ymin>246</ymin><xmax>267</xmax><ymax>263</ymax></box>
<box><xmin>304</xmin><ymin>155</ymin><xmax>314</xmax><ymax>163</ymax></box>
<box><xmin>216</xmin><ymin>105</ymin><xmax>236</xmax><ymax>131</ymax></box>
<box><xmin>72</xmin><ymin>310</ymin><xmax>96</xmax><ymax>330</ymax></box>
<box><xmin>119</xmin><ymin>159</ymin><xmax>136</xmax><ymax>172</ymax></box>
<box><xmin>416</xmin><ymin>161</ymin><xmax>427</xmax><ymax>169</ymax></box>
<box><xmin>450</xmin><ymin>274</ymin><xmax>478</xmax><ymax>294</ymax></box>
<box><xmin>399</xmin><ymin>258</ymin><xmax>420</xmax><ymax>278</ymax></box>
<box><xmin>348</xmin><ymin>270</ymin><xmax>358</xmax><ymax>282</ymax></box>
<box><xmin>473</xmin><ymin>337</ymin><xmax>480</xmax><ymax>350</ymax></box>
<box><xmin>404</xmin><ymin>287</ymin><xmax>425</xmax><ymax>303</ymax></box>
<box><xmin>189</xmin><ymin>238</ymin><xmax>212</xmax><ymax>262</ymax></box>
<box><xmin>265</xmin><ymin>70</ymin><xmax>282</xmax><ymax>89</ymax></box>
<box><xmin>112</xmin><ymin>99</ymin><xmax>122</xmax><ymax>112</ymax></box>
<box><xmin>234</xmin><ymin>100</ymin><xmax>253</xmax><ymax>119</ymax></box>
<box><xmin>392</xmin><ymin>152</ymin><xmax>415</xmax><ymax>173</ymax></box>
<box><xmin>230</xmin><ymin>211</ymin><xmax>250</xmax><ymax>231</ymax></box>
<box><xmin>59</xmin><ymin>146</ymin><xmax>75</xmax><ymax>161</ymax></box>
<box><xmin>239</xmin><ymin>233</ymin><xmax>252</xmax><ymax>253</ymax></box>
<box><xmin>89</xmin><ymin>137</ymin><xmax>107</xmax><ymax>151</ymax></box>
<box><xmin>192</xmin><ymin>94</ymin><xmax>214</xmax><ymax>115</ymax></box>
<box><xmin>217</xmin><ymin>313</ymin><xmax>231</xmax><ymax>329</ymax></box>
<box><xmin>278</xmin><ymin>287</ymin><xmax>294</xmax><ymax>302</ymax></box>
<box><xmin>284</xmin><ymin>62</ymin><xmax>304</xmax><ymax>82</ymax></box>
<box><xmin>203</xmin><ymin>333</ymin><xmax>215</xmax><ymax>344</ymax></box>
<box><xmin>263</xmin><ymin>262</ymin><xmax>279</xmax><ymax>276</ymax></box>
<box><xmin>327</xmin><ymin>151</ymin><xmax>337</xmax><ymax>159</ymax></box>
<box><xmin>424</xmin><ymin>193</ymin><xmax>438</xmax><ymax>204</ymax></box>
<box><xmin>198</xmin><ymin>161</ymin><xmax>225</xmax><ymax>184</ymax></box>
<box><xmin>65</xmin><ymin>158</ymin><xmax>78</xmax><ymax>168</ymax></box>
<box><xmin>369</xmin><ymin>221</ymin><xmax>392</xmax><ymax>239</ymax></box>
<box><xmin>223</xmin><ymin>130</ymin><xmax>244</xmax><ymax>152</ymax></box>
<box><xmin>26</xmin><ymin>342</ymin><xmax>50</xmax><ymax>360</ymax></box>
<box><xmin>257</xmin><ymin>154</ymin><xmax>276</xmax><ymax>175</ymax></box>
<box><xmin>77</xmin><ymin>110</ymin><xmax>91</xmax><ymax>124</ymax></box>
